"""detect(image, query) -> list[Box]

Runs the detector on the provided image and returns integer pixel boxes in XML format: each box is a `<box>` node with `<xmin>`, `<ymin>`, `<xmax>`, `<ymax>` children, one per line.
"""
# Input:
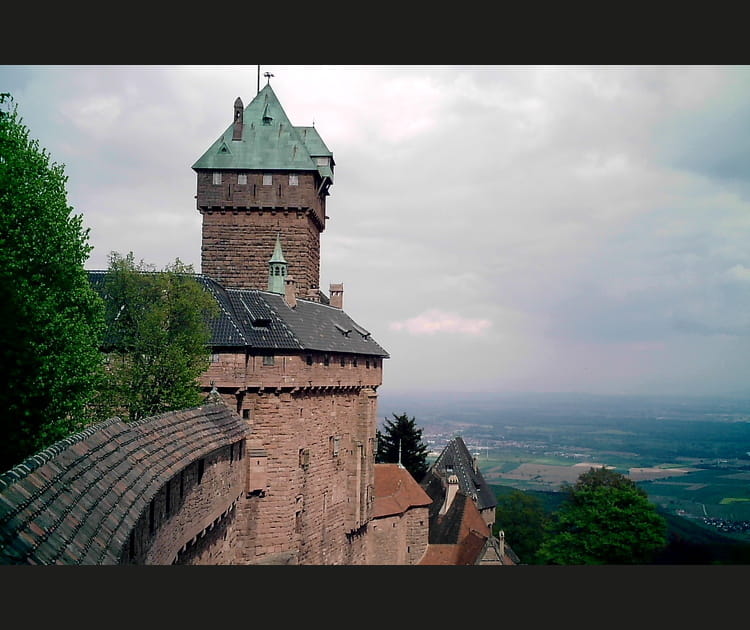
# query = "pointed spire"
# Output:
<box><xmin>269</xmin><ymin>232</ymin><xmax>287</xmax><ymax>264</ymax></box>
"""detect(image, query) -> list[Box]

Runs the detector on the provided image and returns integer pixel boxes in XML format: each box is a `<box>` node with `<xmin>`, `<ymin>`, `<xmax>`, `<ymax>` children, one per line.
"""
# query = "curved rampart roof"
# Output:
<box><xmin>0</xmin><ymin>402</ymin><xmax>247</xmax><ymax>565</ymax></box>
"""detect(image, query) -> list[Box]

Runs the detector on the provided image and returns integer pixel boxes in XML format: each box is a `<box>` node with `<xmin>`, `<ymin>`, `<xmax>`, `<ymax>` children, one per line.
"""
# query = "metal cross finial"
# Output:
<box><xmin>264</xmin><ymin>72</ymin><xmax>274</xmax><ymax>85</ymax></box>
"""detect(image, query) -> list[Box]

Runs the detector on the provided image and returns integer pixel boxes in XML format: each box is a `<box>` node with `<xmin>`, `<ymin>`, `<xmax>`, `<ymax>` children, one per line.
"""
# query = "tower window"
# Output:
<box><xmin>289</xmin><ymin>174</ymin><xmax>299</xmax><ymax>186</ymax></box>
<box><xmin>316</xmin><ymin>157</ymin><xmax>329</xmax><ymax>167</ymax></box>
<box><xmin>262</xmin><ymin>355</ymin><xmax>275</xmax><ymax>366</ymax></box>
<box><xmin>263</xmin><ymin>174</ymin><xmax>272</xmax><ymax>186</ymax></box>
<box><xmin>306</xmin><ymin>355</ymin><xmax>313</xmax><ymax>366</ymax></box>
<box><xmin>238</xmin><ymin>174</ymin><xmax>247</xmax><ymax>185</ymax></box>
<box><xmin>212</xmin><ymin>172</ymin><xmax>222</xmax><ymax>185</ymax></box>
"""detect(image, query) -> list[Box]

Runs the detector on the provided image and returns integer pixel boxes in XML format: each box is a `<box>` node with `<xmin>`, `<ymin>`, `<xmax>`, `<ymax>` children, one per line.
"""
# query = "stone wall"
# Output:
<box><xmin>198</xmin><ymin>170</ymin><xmax>326</xmax><ymax>294</ymax></box>
<box><xmin>231</xmin><ymin>386</ymin><xmax>378</xmax><ymax>565</ymax></box>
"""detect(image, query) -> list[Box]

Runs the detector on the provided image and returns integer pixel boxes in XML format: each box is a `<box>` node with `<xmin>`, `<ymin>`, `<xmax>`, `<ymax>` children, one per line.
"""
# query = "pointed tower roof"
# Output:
<box><xmin>192</xmin><ymin>83</ymin><xmax>334</xmax><ymax>185</ymax></box>
<box><xmin>268</xmin><ymin>233</ymin><xmax>287</xmax><ymax>264</ymax></box>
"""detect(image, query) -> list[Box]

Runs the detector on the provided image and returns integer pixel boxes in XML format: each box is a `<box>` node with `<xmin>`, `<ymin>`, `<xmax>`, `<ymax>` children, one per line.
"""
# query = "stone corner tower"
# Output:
<box><xmin>193</xmin><ymin>81</ymin><xmax>334</xmax><ymax>295</ymax></box>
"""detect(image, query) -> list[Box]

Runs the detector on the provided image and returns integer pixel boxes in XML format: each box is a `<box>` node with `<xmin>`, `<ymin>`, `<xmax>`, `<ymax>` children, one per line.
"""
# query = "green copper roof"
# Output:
<box><xmin>192</xmin><ymin>84</ymin><xmax>334</xmax><ymax>182</ymax></box>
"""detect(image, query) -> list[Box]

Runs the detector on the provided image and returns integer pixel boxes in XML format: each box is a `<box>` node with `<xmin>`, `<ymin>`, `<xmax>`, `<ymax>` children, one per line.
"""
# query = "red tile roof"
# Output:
<box><xmin>372</xmin><ymin>464</ymin><xmax>432</xmax><ymax>519</ymax></box>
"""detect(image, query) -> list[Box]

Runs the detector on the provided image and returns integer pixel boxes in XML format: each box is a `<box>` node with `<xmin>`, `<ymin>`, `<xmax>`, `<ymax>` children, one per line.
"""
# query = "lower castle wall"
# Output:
<box><xmin>123</xmin><ymin>443</ymin><xmax>246</xmax><ymax>565</ymax></box>
<box><xmin>230</xmin><ymin>387</ymin><xmax>377</xmax><ymax>565</ymax></box>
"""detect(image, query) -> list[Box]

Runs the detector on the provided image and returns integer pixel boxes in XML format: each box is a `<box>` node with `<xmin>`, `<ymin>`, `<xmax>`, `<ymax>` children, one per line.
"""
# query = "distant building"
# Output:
<box><xmin>420</xmin><ymin>436</ymin><xmax>519</xmax><ymax>565</ymax></box>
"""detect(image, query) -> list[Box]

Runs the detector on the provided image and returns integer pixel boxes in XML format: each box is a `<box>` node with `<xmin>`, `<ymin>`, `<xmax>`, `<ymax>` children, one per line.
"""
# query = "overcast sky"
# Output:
<box><xmin>3</xmin><ymin>65</ymin><xmax>750</xmax><ymax>398</ymax></box>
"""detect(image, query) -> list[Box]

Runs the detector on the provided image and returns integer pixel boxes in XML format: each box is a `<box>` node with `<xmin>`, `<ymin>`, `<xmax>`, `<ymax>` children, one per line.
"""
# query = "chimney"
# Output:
<box><xmin>284</xmin><ymin>275</ymin><xmax>297</xmax><ymax>308</ymax></box>
<box><xmin>329</xmin><ymin>283</ymin><xmax>344</xmax><ymax>309</ymax></box>
<box><xmin>305</xmin><ymin>287</ymin><xmax>320</xmax><ymax>303</ymax></box>
<box><xmin>232</xmin><ymin>97</ymin><xmax>244</xmax><ymax>141</ymax></box>
<box><xmin>439</xmin><ymin>474</ymin><xmax>460</xmax><ymax>515</ymax></box>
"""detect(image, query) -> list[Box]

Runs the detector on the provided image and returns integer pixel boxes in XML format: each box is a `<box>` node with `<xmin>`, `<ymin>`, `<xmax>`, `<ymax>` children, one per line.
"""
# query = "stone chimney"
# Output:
<box><xmin>305</xmin><ymin>287</ymin><xmax>320</xmax><ymax>303</ymax></box>
<box><xmin>439</xmin><ymin>473</ymin><xmax>460</xmax><ymax>515</ymax></box>
<box><xmin>284</xmin><ymin>275</ymin><xmax>297</xmax><ymax>309</ymax></box>
<box><xmin>329</xmin><ymin>283</ymin><xmax>344</xmax><ymax>309</ymax></box>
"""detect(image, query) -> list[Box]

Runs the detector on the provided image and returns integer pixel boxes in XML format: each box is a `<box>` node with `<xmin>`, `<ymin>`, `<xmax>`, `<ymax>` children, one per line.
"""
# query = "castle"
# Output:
<box><xmin>0</xmin><ymin>79</ymin><xmax>512</xmax><ymax>565</ymax></box>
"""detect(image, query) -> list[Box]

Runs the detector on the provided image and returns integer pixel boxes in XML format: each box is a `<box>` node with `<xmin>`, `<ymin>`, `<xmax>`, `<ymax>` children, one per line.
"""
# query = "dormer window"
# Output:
<box><xmin>316</xmin><ymin>157</ymin><xmax>329</xmax><ymax>167</ymax></box>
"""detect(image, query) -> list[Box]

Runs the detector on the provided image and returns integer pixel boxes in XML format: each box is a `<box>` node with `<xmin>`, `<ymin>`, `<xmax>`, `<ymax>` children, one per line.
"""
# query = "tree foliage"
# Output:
<box><xmin>536</xmin><ymin>466</ymin><xmax>668</xmax><ymax>565</ymax></box>
<box><xmin>376</xmin><ymin>412</ymin><xmax>429</xmax><ymax>482</ymax></box>
<box><xmin>493</xmin><ymin>490</ymin><xmax>549</xmax><ymax>564</ymax></box>
<box><xmin>98</xmin><ymin>251</ymin><xmax>219</xmax><ymax>422</ymax></box>
<box><xmin>0</xmin><ymin>93</ymin><xmax>105</xmax><ymax>472</ymax></box>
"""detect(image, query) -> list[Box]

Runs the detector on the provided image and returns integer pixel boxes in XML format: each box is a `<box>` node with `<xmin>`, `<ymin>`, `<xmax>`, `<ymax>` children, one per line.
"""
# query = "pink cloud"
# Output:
<box><xmin>389</xmin><ymin>309</ymin><xmax>492</xmax><ymax>336</ymax></box>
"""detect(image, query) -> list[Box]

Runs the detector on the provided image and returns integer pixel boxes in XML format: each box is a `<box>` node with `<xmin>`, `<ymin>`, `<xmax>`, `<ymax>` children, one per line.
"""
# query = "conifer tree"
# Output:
<box><xmin>0</xmin><ymin>93</ymin><xmax>106</xmax><ymax>472</ymax></box>
<box><xmin>376</xmin><ymin>412</ymin><xmax>429</xmax><ymax>482</ymax></box>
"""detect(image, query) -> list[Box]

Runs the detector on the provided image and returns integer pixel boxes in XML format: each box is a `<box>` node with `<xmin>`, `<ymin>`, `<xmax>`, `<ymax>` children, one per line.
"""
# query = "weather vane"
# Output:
<box><xmin>264</xmin><ymin>72</ymin><xmax>274</xmax><ymax>85</ymax></box>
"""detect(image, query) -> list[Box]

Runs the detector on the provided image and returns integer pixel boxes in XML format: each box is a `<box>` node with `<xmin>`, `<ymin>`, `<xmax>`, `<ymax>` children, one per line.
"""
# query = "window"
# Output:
<box><xmin>211</xmin><ymin>353</ymin><xmax>220</xmax><ymax>363</ymax></box>
<box><xmin>262</xmin><ymin>355</ymin><xmax>275</xmax><ymax>366</ymax></box>
<box><xmin>213</xmin><ymin>172</ymin><xmax>222</xmax><ymax>185</ymax></box>
<box><xmin>330</xmin><ymin>436</ymin><xmax>341</xmax><ymax>456</ymax></box>
<box><xmin>238</xmin><ymin>174</ymin><xmax>247</xmax><ymax>185</ymax></box>
<box><xmin>242</xmin><ymin>409</ymin><xmax>250</xmax><ymax>420</ymax></box>
<box><xmin>340</xmin><ymin>356</ymin><xmax>346</xmax><ymax>367</ymax></box>
<box><xmin>299</xmin><ymin>448</ymin><xmax>310</xmax><ymax>469</ymax></box>
<box><xmin>289</xmin><ymin>174</ymin><xmax>299</xmax><ymax>186</ymax></box>
<box><xmin>323</xmin><ymin>355</ymin><xmax>330</xmax><ymax>366</ymax></box>
<box><xmin>366</xmin><ymin>360</ymin><xmax>370</xmax><ymax>369</ymax></box>
<box><xmin>263</xmin><ymin>174</ymin><xmax>272</xmax><ymax>186</ymax></box>
<box><xmin>353</xmin><ymin>358</ymin><xmax>358</xmax><ymax>367</ymax></box>
<box><xmin>165</xmin><ymin>481</ymin><xmax>171</xmax><ymax>517</ymax></box>
<box><xmin>306</xmin><ymin>355</ymin><xmax>313</xmax><ymax>366</ymax></box>
<box><xmin>197</xmin><ymin>459</ymin><xmax>205</xmax><ymax>483</ymax></box>
<box><xmin>316</xmin><ymin>157</ymin><xmax>329</xmax><ymax>167</ymax></box>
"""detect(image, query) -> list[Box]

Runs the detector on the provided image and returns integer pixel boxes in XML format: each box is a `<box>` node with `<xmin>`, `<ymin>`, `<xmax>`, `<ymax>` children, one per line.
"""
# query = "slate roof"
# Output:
<box><xmin>423</xmin><ymin>436</ymin><xmax>496</xmax><ymax>513</ymax></box>
<box><xmin>191</xmin><ymin>83</ymin><xmax>334</xmax><ymax>184</ymax></box>
<box><xmin>88</xmin><ymin>271</ymin><xmax>389</xmax><ymax>358</ymax></box>
<box><xmin>0</xmin><ymin>402</ymin><xmax>247</xmax><ymax>565</ymax></box>
<box><xmin>372</xmin><ymin>463</ymin><xmax>432</xmax><ymax>519</ymax></box>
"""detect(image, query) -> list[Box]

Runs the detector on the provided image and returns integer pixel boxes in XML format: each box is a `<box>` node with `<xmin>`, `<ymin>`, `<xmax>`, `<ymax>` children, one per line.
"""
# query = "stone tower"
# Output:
<box><xmin>193</xmin><ymin>82</ymin><xmax>334</xmax><ymax>297</ymax></box>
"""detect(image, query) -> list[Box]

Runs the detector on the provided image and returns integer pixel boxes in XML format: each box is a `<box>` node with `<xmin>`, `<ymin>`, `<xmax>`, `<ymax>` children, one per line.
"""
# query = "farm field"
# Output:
<box><xmin>390</xmin><ymin>391</ymin><xmax>750</xmax><ymax>542</ymax></box>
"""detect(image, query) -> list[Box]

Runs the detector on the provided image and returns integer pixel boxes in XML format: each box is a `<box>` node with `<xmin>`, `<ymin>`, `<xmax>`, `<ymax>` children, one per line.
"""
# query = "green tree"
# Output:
<box><xmin>98</xmin><ymin>251</ymin><xmax>219</xmax><ymax>422</ymax></box>
<box><xmin>376</xmin><ymin>412</ymin><xmax>429</xmax><ymax>482</ymax></box>
<box><xmin>493</xmin><ymin>490</ymin><xmax>549</xmax><ymax>564</ymax></box>
<box><xmin>0</xmin><ymin>93</ymin><xmax>106</xmax><ymax>472</ymax></box>
<box><xmin>537</xmin><ymin>466</ymin><xmax>668</xmax><ymax>565</ymax></box>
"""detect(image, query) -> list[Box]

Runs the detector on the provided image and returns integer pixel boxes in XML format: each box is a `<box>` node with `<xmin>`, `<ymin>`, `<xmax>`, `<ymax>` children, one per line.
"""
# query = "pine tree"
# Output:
<box><xmin>376</xmin><ymin>412</ymin><xmax>429</xmax><ymax>482</ymax></box>
<box><xmin>0</xmin><ymin>93</ymin><xmax>106</xmax><ymax>471</ymax></box>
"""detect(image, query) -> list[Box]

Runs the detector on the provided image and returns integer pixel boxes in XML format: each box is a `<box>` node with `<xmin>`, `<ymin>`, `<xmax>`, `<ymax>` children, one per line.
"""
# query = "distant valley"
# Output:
<box><xmin>378</xmin><ymin>391</ymin><xmax>750</xmax><ymax>541</ymax></box>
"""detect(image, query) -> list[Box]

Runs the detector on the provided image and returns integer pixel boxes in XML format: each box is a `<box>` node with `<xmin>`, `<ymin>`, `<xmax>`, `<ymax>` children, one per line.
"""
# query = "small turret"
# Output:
<box><xmin>267</xmin><ymin>233</ymin><xmax>288</xmax><ymax>294</ymax></box>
